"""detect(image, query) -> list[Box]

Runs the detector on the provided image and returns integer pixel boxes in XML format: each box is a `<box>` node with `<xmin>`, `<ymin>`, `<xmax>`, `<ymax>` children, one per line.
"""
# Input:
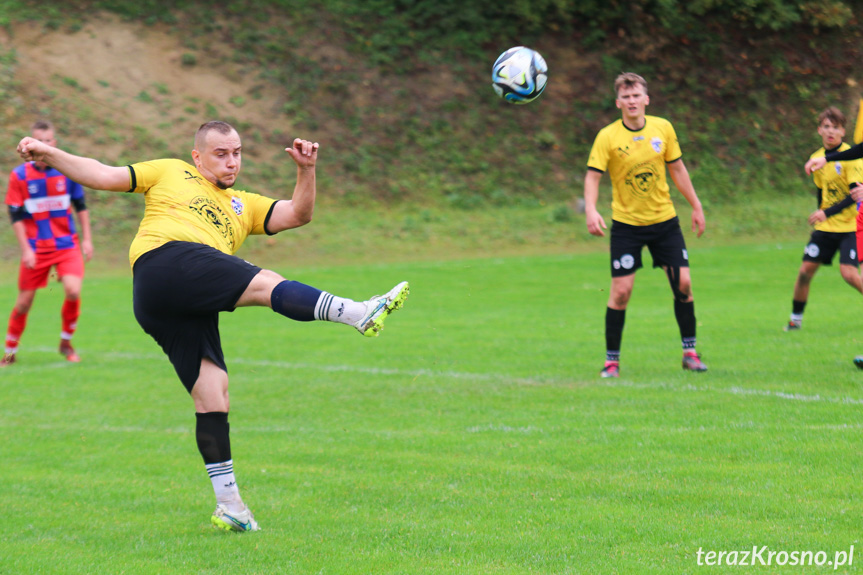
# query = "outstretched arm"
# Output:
<box><xmin>667</xmin><ymin>159</ymin><xmax>706</xmax><ymax>237</ymax></box>
<box><xmin>17</xmin><ymin>137</ymin><xmax>130</xmax><ymax>192</ymax></box>
<box><xmin>266</xmin><ymin>138</ymin><xmax>320</xmax><ymax>233</ymax></box>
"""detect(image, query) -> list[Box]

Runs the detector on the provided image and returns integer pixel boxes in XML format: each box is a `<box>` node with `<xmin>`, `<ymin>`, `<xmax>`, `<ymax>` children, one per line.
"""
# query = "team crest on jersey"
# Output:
<box><xmin>56</xmin><ymin>179</ymin><xmax>66</xmax><ymax>192</ymax></box>
<box><xmin>650</xmin><ymin>137</ymin><xmax>663</xmax><ymax>154</ymax></box>
<box><xmin>189</xmin><ymin>196</ymin><xmax>235</xmax><ymax>247</ymax></box>
<box><xmin>231</xmin><ymin>196</ymin><xmax>244</xmax><ymax>216</ymax></box>
<box><xmin>625</xmin><ymin>161</ymin><xmax>659</xmax><ymax>198</ymax></box>
<box><xmin>836</xmin><ymin>163</ymin><xmax>842</xmax><ymax>174</ymax></box>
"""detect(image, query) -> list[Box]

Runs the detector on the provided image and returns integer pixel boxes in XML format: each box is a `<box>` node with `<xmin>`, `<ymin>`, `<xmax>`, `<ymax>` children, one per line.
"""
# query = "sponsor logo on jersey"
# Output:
<box><xmin>189</xmin><ymin>196</ymin><xmax>235</xmax><ymax>247</ymax></box>
<box><xmin>24</xmin><ymin>195</ymin><xmax>70</xmax><ymax>214</ymax></box>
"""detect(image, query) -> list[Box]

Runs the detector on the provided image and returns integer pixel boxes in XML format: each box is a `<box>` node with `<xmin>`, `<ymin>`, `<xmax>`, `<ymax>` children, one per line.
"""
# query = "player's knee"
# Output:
<box><xmin>797</xmin><ymin>267</ymin><xmax>816</xmax><ymax>285</ymax></box>
<box><xmin>63</xmin><ymin>288</ymin><xmax>81</xmax><ymax>301</ymax></box>
<box><xmin>609</xmin><ymin>288</ymin><xmax>632</xmax><ymax>308</ymax></box>
<box><xmin>840</xmin><ymin>266</ymin><xmax>861</xmax><ymax>285</ymax></box>
<box><xmin>677</xmin><ymin>279</ymin><xmax>693</xmax><ymax>301</ymax></box>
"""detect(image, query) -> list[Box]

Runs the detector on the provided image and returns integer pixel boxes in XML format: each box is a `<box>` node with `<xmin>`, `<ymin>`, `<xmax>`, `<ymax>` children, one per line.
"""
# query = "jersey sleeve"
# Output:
<box><xmin>5</xmin><ymin>170</ymin><xmax>25</xmax><ymax>207</ymax></box>
<box><xmin>128</xmin><ymin>159</ymin><xmax>173</xmax><ymax>193</ymax></box>
<box><xmin>68</xmin><ymin>179</ymin><xmax>85</xmax><ymax>201</ymax></box>
<box><xmin>242</xmin><ymin>192</ymin><xmax>279</xmax><ymax>235</ymax></box>
<box><xmin>664</xmin><ymin>121</ymin><xmax>683</xmax><ymax>163</ymax></box>
<box><xmin>587</xmin><ymin>129</ymin><xmax>610</xmax><ymax>172</ymax></box>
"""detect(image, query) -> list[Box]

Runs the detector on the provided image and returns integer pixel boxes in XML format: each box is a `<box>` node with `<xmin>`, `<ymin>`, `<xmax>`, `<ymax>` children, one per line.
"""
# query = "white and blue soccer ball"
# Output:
<box><xmin>491</xmin><ymin>46</ymin><xmax>548</xmax><ymax>104</ymax></box>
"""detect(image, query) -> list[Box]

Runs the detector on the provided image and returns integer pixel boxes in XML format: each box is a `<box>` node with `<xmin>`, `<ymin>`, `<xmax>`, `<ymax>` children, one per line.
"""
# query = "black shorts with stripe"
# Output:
<box><xmin>132</xmin><ymin>241</ymin><xmax>262</xmax><ymax>392</ymax></box>
<box><xmin>609</xmin><ymin>216</ymin><xmax>689</xmax><ymax>277</ymax></box>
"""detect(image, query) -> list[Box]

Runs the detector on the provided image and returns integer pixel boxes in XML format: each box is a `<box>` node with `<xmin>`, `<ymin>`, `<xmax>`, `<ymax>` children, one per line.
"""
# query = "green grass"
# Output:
<box><xmin>2</xmin><ymin>243</ymin><xmax>862</xmax><ymax>573</ymax></box>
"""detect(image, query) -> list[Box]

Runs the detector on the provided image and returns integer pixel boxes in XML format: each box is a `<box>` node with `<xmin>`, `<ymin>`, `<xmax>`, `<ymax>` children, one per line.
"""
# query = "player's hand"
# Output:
<box><xmin>585</xmin><ymin>210</ymin><xmax>607</xmax><ymax>237</ymax></box>
<box><xmin>691</xmin><ymin>206</ymin><xmax>706</xmax><ymax>238</ymax></box>
<box><xmin>21</xmin><ymin>247</ymin><xmax>36</xmax><ymax>270</ymax></box>
<box><xmin>805</xmin><ymin>156</ymin><xmax>827</xmax><ymax>175</ymax></box>
<box><xmin>807</xmin><ymin>209</ymin><xmax>827</xmax><ymax>225</ymax></box>
<box><xmin>285</xmin><ymin>138</ymin><xmax>319</xmax><ymax>169</ymax></box>
<box><xmin>82</xmin><ymin>239</ymin><xmax>94</xmax><ymax>262</ymax></box>
<box><xmin>852</xmin><ymin>184</ymin><xmax>863</xmax><ymax>204</ymax></box>
<box><xmin>17</xmin><ymin>137</ymin><xmax>51</xmax><ymax>164</ymax></box>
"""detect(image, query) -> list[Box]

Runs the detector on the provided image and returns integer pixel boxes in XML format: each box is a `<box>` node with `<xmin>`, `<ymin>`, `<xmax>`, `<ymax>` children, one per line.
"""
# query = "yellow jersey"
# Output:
<box><xmin>587</xmin><ymin>115</ymin><xmax>682</xmax><ymax>226</ymax></box>
<box><xmin>810</xmin><ymin>143</ymin><xmax>863</xmax><ymax>233</ymax></box>
<box><xmin>126</xmin><ymin>159</ymin><xmax>277</xmax><ymax>269</ymax></box>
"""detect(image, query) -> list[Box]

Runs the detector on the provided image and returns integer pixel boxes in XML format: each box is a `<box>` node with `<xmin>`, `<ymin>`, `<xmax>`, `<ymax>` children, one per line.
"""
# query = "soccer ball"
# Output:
<box><xmin>491</xmin><ymin>46</ymin><xmax>548</xmax><ymax>104</ymax></box>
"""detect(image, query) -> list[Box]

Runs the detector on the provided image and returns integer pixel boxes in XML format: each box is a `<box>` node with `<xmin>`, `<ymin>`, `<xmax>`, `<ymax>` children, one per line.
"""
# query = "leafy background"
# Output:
<box><xmin>0</xmin><ymin>0</ymin><xmax>860</xmax><ymax>267</ymax></box>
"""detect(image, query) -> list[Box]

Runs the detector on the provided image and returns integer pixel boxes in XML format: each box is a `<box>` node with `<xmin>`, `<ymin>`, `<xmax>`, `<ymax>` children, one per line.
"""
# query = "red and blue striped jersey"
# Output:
<box><xmin>5</xmin><ymin>162</ymin><xmax>85</xmax><ymax>253</ymax></box>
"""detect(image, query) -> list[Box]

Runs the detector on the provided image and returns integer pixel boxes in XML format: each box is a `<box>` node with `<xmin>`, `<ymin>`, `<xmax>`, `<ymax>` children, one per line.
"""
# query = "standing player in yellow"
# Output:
<box><xmin>16</xmin><ymin>121</ymin><xmax>409</xmax><ymax>533</ymax></box>
<box><xmin>584</xmin><ymin>73</ymin><xmax>707</xmax><ymax>378</ymax></box>
<box><xmin>785</xmin><ymin>107</ymin><xmax>863</xmax><ymax>331</ymax></box>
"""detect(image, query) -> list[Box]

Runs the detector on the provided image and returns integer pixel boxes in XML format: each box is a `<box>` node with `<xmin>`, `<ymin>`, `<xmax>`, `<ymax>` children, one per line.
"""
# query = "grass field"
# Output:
<box><xmin>2</xmin><ymin>242</ymin><xmax>862</xmax><ymax>574</ymax></box>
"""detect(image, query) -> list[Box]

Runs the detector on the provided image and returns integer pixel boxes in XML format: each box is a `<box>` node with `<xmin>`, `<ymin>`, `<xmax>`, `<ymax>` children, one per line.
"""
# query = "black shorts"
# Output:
<box><xmin>132</xmin><ymin>241</ymin><xmax>262</xmax><ymax>392</ymax></box>
<box><xmin>802</xmin><ymin>230</ymin><xmax>858</xmax><ymax>266</ymax></box>
<box><xmin>609</xmin><ymin>217</ymin><xmax>689</xmax><ymax>277</ymax></box>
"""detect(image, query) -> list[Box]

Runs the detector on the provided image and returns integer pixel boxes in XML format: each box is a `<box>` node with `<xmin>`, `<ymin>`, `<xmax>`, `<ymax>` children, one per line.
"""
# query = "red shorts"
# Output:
<box><xmin>19</xmin><ymin>248</ymin><xmax>85</xmax><ymax>291</ymax></box>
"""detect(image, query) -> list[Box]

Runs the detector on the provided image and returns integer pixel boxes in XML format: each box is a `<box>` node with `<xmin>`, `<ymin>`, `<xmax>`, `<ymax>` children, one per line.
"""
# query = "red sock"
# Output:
<box><xmin>61</xmin><ymin>298</ymin><xmax>81</xmax><ymax>339</ymax></box>
<box><xmin>6</xmin><ymin>309</ymin><xmax>27</xmax><ymax>351</ymax></box>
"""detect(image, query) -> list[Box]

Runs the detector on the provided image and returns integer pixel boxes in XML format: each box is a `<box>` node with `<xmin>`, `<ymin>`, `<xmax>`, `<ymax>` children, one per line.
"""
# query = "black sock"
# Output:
<box><xmin>792</xmin><ymin>299</ymin><xmax>807</xmax><ymax>315</ymax></box>
<box><xmin>674</xmin><ymin>300</ymin><xmax>696</xmax><ymax>348</ymax></box>
<box><xmin>196</xmin><ymin>412</ymin><xmax>231</xmax><ymax>465</ymax></box>
<box><xmin>271</xmin><ymin>280</ymin><xmax>322</xmax><ymax>322</ymax></box>
<box><xmin>605</xmin><ymin>307</ymin><xmax>626</xmax><ymax>358</ymax></box>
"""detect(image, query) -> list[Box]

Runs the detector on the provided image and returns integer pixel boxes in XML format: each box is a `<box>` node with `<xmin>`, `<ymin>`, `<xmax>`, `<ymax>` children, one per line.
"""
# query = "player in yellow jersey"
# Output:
<box><xmin>15</xmin><ymin>121</ymin><xmax>410</xmax><ymax>532</ymax></box>
<box><xmin>785</xmin><ymin>107</ymin><xmax>863</xmax><ymax>332</ymax></box>
<box><xmin>583</xmin><ymin>73</ymin><xmax>707</xmax><ymax>378</ymax></box>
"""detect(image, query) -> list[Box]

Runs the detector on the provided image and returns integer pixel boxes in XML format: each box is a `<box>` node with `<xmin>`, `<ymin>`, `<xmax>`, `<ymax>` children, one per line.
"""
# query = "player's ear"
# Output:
<box><xmin>644</xmin><ymin>95</ymin><xmax>650</xmax><ymax>106</ymax></box>
<box><xmin>615</xmin><ymin>98</ymin><xmax>622</xmax><ymax>110</ymax></box>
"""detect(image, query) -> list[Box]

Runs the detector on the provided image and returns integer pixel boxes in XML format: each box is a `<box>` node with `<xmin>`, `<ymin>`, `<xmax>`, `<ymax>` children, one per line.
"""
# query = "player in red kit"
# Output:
<box><xmin>2</xmin><ymin>121</ymin><xmax>93</xmax><ymax>366</ymax></box>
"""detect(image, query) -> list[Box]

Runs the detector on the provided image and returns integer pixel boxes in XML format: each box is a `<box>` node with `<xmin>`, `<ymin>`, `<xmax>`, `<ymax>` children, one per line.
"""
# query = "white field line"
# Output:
<box><xmin>6</xmin><ymin>347</ymin><xmax>863</xmax><ymax>409</ymax></box>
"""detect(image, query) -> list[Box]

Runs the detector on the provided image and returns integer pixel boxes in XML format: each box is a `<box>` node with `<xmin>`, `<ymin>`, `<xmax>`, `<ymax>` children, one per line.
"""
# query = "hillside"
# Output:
<box><xmin>0</xmin><ymin>6</ymin><xmax>859</xmax><ymax>269</ymax></box>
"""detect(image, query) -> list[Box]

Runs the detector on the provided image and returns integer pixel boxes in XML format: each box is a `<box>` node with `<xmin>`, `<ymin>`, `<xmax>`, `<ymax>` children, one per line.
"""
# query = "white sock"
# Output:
<box><xmin>314</xmin><ymin>292</ymin><xmax>367</xmax><ymax>325</ymax></box>
<box><xmin>790</xmin><ymin>313</ymin><xmax>803</xmax><ymax>324</ymax></box>
<box><xmin>206</xmin><ymin>460</ymin><xmax>243</xmax><ymax>512</ymax></box>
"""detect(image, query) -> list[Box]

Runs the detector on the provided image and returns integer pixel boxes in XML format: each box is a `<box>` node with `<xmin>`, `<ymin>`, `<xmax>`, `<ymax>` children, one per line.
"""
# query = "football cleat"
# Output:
<box><xmin>682</xmin><ymin>352</ymin><xmax>708</xmax><ymax>372</ymax></box>
<box><xmin>0</xmin><ymin>352</ymin><xmax>15</xmax><ymax>368</ymax></box>
<box><xmin>600</xmin><ymin>361</ymin><xmax>619</xmax><ymax>378</ymax></box>
<box><xmin>211</xmin><ymin>504</ymin><xmax>259</xmax><ymax>532</ymax></box>
<box><xmin>59</xmin><ymin>341</ymin><xmax>81</xmax><ymax>363</ymax></box>
<box><xmin>783</xmin><ymin>321</ymin><xmax>801</xmax><ymax>332</ymax></box>
<box><xmin>355</xmin><ymin>281</ymin><xmax>410</xmax><ymax>337</ymax></box>
<box><xmin>854</xmin><ymin>356</ymin><xmax>863</xmax><ymax>370</ymax></box>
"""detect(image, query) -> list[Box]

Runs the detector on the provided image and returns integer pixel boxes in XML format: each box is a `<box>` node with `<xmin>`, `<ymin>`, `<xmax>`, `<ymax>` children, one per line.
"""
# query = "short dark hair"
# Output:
<box><xmin>194</xmin><ymin>120</ymin><xmax>237</xmax><ymax>149</ymax></box>
<box><xmin>818</xmin><ymin>106</ymin><xmax>846</xmax><ymax>128</ymax></box>
<box><xmin>31</xmin><ymin>120</ymin><xmax>54</xmax><ymax>133</ymax></box>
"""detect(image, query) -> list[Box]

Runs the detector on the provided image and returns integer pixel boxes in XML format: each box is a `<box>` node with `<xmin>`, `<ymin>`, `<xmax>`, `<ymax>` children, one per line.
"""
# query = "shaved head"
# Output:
<box><xmin>194</xmin><ymin>121</ymin><xmax>237</xmax><ymax>151</ymax></box>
